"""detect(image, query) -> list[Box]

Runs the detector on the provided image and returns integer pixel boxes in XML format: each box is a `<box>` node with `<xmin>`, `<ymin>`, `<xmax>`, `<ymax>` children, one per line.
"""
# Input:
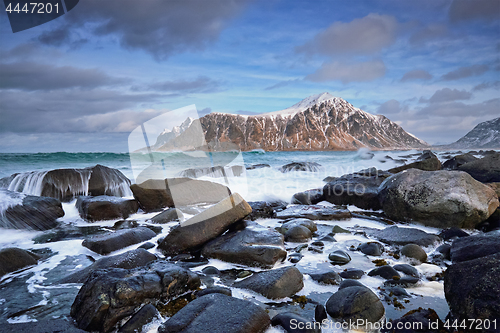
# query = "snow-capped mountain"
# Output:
<box><xmin>154</xmin><ymin>93</ymin><xmax>428</xmax><ymax>151</ymax></box>
<box><xmin>441</xmin><ymin>117</ymin><xmax>500</xmax><ymax>149</ymax></box>
<box><xmin>153</xmin><ymin>117</ymin><xmax>194</xmax><ymax>148</ymax></box>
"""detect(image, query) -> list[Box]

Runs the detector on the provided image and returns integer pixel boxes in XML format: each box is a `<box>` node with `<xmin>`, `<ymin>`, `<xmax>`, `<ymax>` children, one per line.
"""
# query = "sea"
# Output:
<box><xmin>0</xmin><ymin>149</ymin><xmax>467</xmax><ymax>332</ymax></box>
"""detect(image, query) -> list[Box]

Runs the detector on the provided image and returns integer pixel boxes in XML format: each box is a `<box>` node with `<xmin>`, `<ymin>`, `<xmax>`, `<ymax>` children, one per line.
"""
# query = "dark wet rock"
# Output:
<box><xmin>82</xmin><ymin>227</ymin><xmax>156</xmax><ymax>255</ymax></box>
<box><xmin>71</xmin><ymin>261</ymin><xmax>200</xmax><ymax>333</ymax></box>
<box><xmin>315</xmin><ymin>304</ymin><xmax>328</xmax><ymax>323</ymax></box>
<box><xmin>32</xmin><ymin>224</ymin><xmax>107</xmax><ymax>244</ymax></box>
<box><xmin>76</xmin><ymin>196</ymin><xmax>138</xmax><ymax>222</ymax></box>
<box><xmin>288</xmin><ymin>253</ymin><xmax>303</xmax><ymax>263</ymax></box>
<box><xmin>338</xmin><ymin>280</ymin><xmax>365</xmax><ymax>290</ymax></box>
<box><xmin>279</xmin><ymin>162</ymin><xmax>322</xmax><ymax>173</ymax></box>
<box><xmin>323</xmin><ymin>168</ymin><xmax>391</xmax><ymax>210</ymax></box>
<box><xmin>276</xmin><ymin>205</ymin><xmax>351</xmax><ymax>220</ymax></box>
<box><xmin>332</xmin><ymin>225</ymin><xmax>350</xmax><ymax>234</ymax></box>
<box><xmin>325</xmin><ymin>286</ymin><xmax>385</xmax><ymax>328</ymax></box>
<box><xmin>328</xmin><ymin>250</ymin><xmax>351</xmax><ymax>265</ymax></box>
<box><xmin>138</xmin><ymin>242</ymin><xmax>155</xmax><ymax>250</ymax></box>
<box><xmin>151</xmin><ymin>207</ymin><xmax>184</xmax><ymax>223</ymax></box>
<box><xmin>61</xmin><ymin>248</ymin><xmax>157</xmax><ymax>283</ymax></box>
<box><xmin>118</xmin><ymin>304</ymin><xmax>160</xmax><ymax>333</ymax></box>
<box><xmin>291</xmin><ymin>189</ymin><xmax>324</xmax><ymax>205</ymax></box>
<box><xmin>401</xmin><ymin>244</ymin><xmax>427</xmax><ymax>263</ymax></box>
<box><xmin>384</xmin><ymin>276</ymin><xmax>419</xmax><ymax>287</ymax></box>
<box><xmin>368</xmin><ymin>266</ymin><xmax>400</xmax><ymax>280</ymax></box>
<box><xmin>381</xmin><ymin>286</ymin><xmax>410</xmax><ymax>299</ymax></box>
<box><xmin>178</xmin><ymin>165</ymin><xmax>244</xmax><ymax>178</ymax></box>
<box><xmin>367</xmin><ymin>226</ymin><xmax>440</xmax><ymax>246</ymax></box>
<box><xmin>318</xmin><ymin>234</ymin><xmax>336</xmax><ymax>242</ymax></box>
<box><xmin>388</xmin><ymin>150</ymin><xmax>441</xmax><ymax>173</ymax></box>
<box><xmin>202</xmin><ymin>266</ymin><xmax>220</xmax><ymax>276</ymax></box>
<box><xmin>381</xmin><ymin>308</ymin><xmax>446</xmax><ymax>333</ymax></box>
<box><xmin>202</xmin><ymin>224</ymin><xmax>286</xmax><ymax>268</ymax></box>
<box><xmin>280</xmin><ymin>218</ymin><xmax>317</xmax><ymax>232</ymax></box>
<box><xmin>271</xmin><ymin>312</ymin><xmax>320</xmax><ymax>333</ymax></box>
<box><xmin>159</xmin><ymin>194</ymin><xmax>252</xmax><ymax>255</ymax></box>
<box><xmin>247</xmin><ymin>200</ymin><xmax>287</xmax><ymax>220</ymax></box>
<box><xmin>358</xmin><ymin>242</ymin><xmax>384</xmax><ymax>256</ymax></box>
<box><xmin>246</xmin><ymin>163</ymin><xmax>270</xmax><ymax>170</ymax></box>
<box><xmin>195</xmin><ymin>286</ymin><xmax>232</xmax><ymax>297</ymax></box>
<box><xmin>309</xmin><ymin>271</ymin><xmax>342</xmax><ymax>285</ymax></box>
<box><xmin>0</xmin><ymin>189</ymin><xmax>64</xmax><ymax>230</ymax></box>
<box><xmin>278</xmin><ymin>218</ymin><xmax>317</xmax><ymax>242</ymax></box>
<box><xmin>339</xmin><ymin>268</ymin><xmax>364</xmax><ymax>279</ymax></box>
<box><xmin>158</xmin><ymin>293</ymin><xmax>270</xmax><ymax>333</ymax></box>
<box><xmin>435</xmin><ymin>244</ymin><xmax>451</xmax><ymax>260</ymax></box>
<box><xmin>0</xmin><ymin>248</ymin><xmax>39</xmax><ymax>277</ymax></box>
<box><xmin>449</xmin><ymin>234</ymin><xmax>500</xmax><ymax>262</ymax></box>
<box><xmin>233</xmin><ymin>266</ymin><xmax>303</xmax><ymax>299</ymax></box>
<box><xmin>379</xmin><ymin>169</ymin><xmax>499</xmax><ymax>228</ymax></box>
<box><xmin>3</xmin><ymin>319</ymin><xmax>87</xmax><ymax>333</ymax></box>
<box><xmin>442</xmin><ymin>153</ymin><xmax>478</xmax><ymax>170</ymax></box>
<box><xmin>458</xmin><ymin>152</ymin><xmax>500</xmax><ymax>182</ymax></box>
<box><xmin>393</xmin><ymin>264</ymin><xmax>420</xmax><ymax>278</ymax></box>
<box><xmin>130</xmin><ymin>178</ymin><xmax>231</xmax><ymax>212</ymax></box>
<box><xmin>444</xmin><ymin>253</ymin><xmax>500</xmax><ymax>324</ymax></box>
<box><xmin>438</xmin><ymin>227</ymin><xmax>469</xmax><ymax>241</ymax></box>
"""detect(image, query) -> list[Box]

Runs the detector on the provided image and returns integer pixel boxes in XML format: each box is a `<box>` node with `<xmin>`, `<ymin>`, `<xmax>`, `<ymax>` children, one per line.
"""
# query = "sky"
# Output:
<box><xmin>0</xmin><ymin>0</ymin><xmax>499</xmax><ymax>152</ymax></box>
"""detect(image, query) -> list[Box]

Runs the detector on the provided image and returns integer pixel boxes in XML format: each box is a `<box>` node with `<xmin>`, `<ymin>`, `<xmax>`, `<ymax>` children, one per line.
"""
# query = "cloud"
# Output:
<box><xmin>37</xmin><ymin>26</ymin><xmax>88</xmax><ymax>48</ymax></box>
<box><xmin>296</xmin><ymin>14</ymin><xmax>398</xmax><ymax>55</ymax></box>
<box><xmin>449</xmin><ymin>0</ymin><xmax>500</xmax><ymax>23</ymax></box>
<box><xmin>409</xmin><ymin>24</ymin><xmax>448</xmax><ymax>45</ymax></box>
<box><xmin>473</xmin><ymin>81</ymin><xmax>500</xmax><ymax>91</ymax></box>
<box><xmin>0</xmin><ymin>61</ymin><xmax>128</xmax><ymax>91</ymax></box>
<box><xmin>135</xmin><ymin>76</ymin><xmax>221</xmax><ymax>93</ymax></box>
<box><xmin>35</xmin><ymin>0</ymin><xmax>250</xmax><ymax>60</ymax></box>
<box><xmin>378</xmin><ymin>99</ymin><xmax>408</xmax><ymax>114</ymax></box>
<box><xmin>441</xmin><ymin>64</ymin><xmax>489</xmax><ymax>81</ymax></box>
<box><xmin>419</xmin><ymin>98</ymin><xmax>500</xmax><ymax>117</ymax></box>
<box><xmin>305</xmin><ymin>60</ymin><xmax>386</xmax><ymax>83</ymax></box>
<box><xmin>421</xmin><ymin>88</ymin><xmax>472</xmax><ymax>103</ymax></box>
<box><xmin>400</xmin><ymin>69</ymin><xmax>433</xmax><ymax>82</ymax></box>
<box><xmin>264</xmin><ymin>79</ymin><xmax>301</xmax><ymax>91</ymax></box>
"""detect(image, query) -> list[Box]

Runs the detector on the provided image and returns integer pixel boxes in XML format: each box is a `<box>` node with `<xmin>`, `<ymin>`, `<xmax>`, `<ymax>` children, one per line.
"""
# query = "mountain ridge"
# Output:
<box><xmin>438</xmin><ymin>117</ymin><xmax>500</xmax><ymax>149</ymax></box>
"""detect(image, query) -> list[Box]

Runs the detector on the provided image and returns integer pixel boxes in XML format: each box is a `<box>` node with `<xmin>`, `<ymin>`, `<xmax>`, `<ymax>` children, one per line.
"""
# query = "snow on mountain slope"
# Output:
<box><xmin>441</xmin><ymin>117</ymin><xmax>500</xmax><ymax>149</ymax></box>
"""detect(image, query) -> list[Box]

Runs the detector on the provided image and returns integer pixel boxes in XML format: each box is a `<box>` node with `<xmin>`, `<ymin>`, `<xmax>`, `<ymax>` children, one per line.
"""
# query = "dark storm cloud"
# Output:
<box><xmin>419</xmin><ymin>98</ymin><xmax>500</xmax><ymax>117</ymax></box>
<box><xmin>421</xmin><ymin>88</ymin><xmax>472</xmax><ymax>103</ymax></box>
<box><xmin>449</xmin><ymin>0</ymin><xmax>500</xmax><ymax>23</ymax></box>
<box><xmin>134</xmin><ymin>76</ymin><xmax>221</xmax><ymax>93</ymax></box>
<box><xmin>0</xmin><ymin>61</ymin><xmax>128</xmax><ymax>91</ymax></box>
<box><xmin>441</xmin><ymin>64</ymin><xmax>489</xmax><ymax>81</ymax></box>
<box><xmin>377</xmin><ymin>99</ymin><xmax>408</xmax><ymax>114</ymax></box>
<box><xmin>36</xmin><ymin>0</ymin><xmax>250</xmax><ymax>60</ymax></box>
<box><xmin>37</xmin><ymin>26</ymin><xmax>88</xmax><ymax>48</ymax></box>
<box><xmin>296</xmin><ymin>14</ymin><xmax>398</xmax><ymax>55</ymax></box>
<box><xmin>473</xmin><ymin>81</ymin><xmax>500</xmax><ymax>91</ymax></box>
<box><xmin>305</xmin><ymin>60</ymin><xmax>386</xmax><ymax>83</ymax></box>
<box><xmin>400</xmin><ymin>69</ymin><xmax>433</xmax><ymax>82</ymax></box>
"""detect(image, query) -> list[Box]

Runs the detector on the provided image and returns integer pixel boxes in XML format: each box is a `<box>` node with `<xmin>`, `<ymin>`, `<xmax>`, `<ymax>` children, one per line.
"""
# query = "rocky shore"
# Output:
<box><xmin>0</xmin><ymin>150</ymin><xmax>499</xmax><ymax>332</ymax></box>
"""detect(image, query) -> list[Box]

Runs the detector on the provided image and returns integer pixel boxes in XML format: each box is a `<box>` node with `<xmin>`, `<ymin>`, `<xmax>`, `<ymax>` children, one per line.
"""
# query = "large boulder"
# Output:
<box><xmin>388</xmin><ymin>150</ymin><xmax>441</xmax><ymax>173</ymax></box>
<box><xmin>247</xmin><ymin>200</ymin><xmax>287</xmax><ymax>220</ymax></box>
<box><xmin>449</xmin><ymin>234</ymin><xmax>500</xmax><ymax>262</ymax></box>
<box><xmin>378</xmin><ymin>169</ymin><xmax>499</xmax><ymax>228</ymax></box>
<box><xmin>325</xmin><ymin>286</ymin><xmax>385</xmax><ymax>329</ymax></box>
<box><xmin>118</xmin><ymin>304</ymin><xmax>160</xmax><ymax>333</ymax></box>
<box><xmin>0</xmin><ymin>189</ymin><xmax>64</xmax><ymax>230</ymax></box>
<box><xmin>130</xmin><ymin>178</ymin><xmax>231</xmax><ymax>212</ymax></box>
<box><xmin>458</xmin><ymin>152</ymin><xmax>500</xmax><ymax>182</ymax></box>
<box><xmin>0</xmin><ymin>248</ymin><xmax>40</xmax><ymax>277</ymax></box>
<box><xmin>279</xmin><ymin>162</ymin><xmax>322</xmax><ymax>173</ymax></box>
<box><xmin>444</xmin><ymin>253</ymin><xmax>500</xmax><ymax>324</ymax></box>
<box><xmin>202</xmin><ymin>224</ymin><xmax>286</xmax><ymax>268</ymax></box>
<box><xmin>3</xmin><ymin>319</ymin><xmax>87</xmax><ymax>333</ymax></box>
<box><xmin>442</xmin><ymin>153</ymin><xmax>478</xmax><ymax>170</ymax></box>
<box><xmin>276</xmin><ymin>205</ymin><xmax>351</xmax><ymax>220</ymax></box>
<box><xmin>61</xmin><ymin>248</ymin><xmax>157</xmax><ymax>283</ymax></box>
<box><xmin>159</xmin><ymin>193</ymin><xmax>251</xmax><ymax>255</ymax></box>
<box><xmin>71</xmin><ymin>261</ymin><xmax>200</xmax><ymax>332</ymax></box>
<box><xmin>291</xmin><ymin>189</ymin><xmax>324</xmax><ymax>205</ymax></box>
<box><xmin>233</xmin><ymin>266</ymin><xmax>304</xmax><ymax>299</ymax></box>
<box><xmin>158</xmin><ymin>293</ymin><xmax>270</xmax><ymax>333</ymax></box>
<box><xmin>271</xmin><ymin>312</ymin><xmax>320</xmax><ymax>333</ymax></box>
<box><xmin>82</xmin><ymin>227</ymin><xmax>156</xmax><ymax>255</ymax></box>
<box><xmin>366</xmin><ymin>226</ymin><xmax>440</xmax><ymax>246</ymax></box>
<box><xmin>76</xmin><ymin>196</ymin><xmax>139</xmax><ymax>221</ymax></box>
<box><xmin>381</xmin><ymin>308</ymin><xmax>446</xmax><ymax>333</ymax></box>
<box><xmin>323</xmin><ymin>168</ymin><xmax>391</xmax><ymax>210</ymax></box>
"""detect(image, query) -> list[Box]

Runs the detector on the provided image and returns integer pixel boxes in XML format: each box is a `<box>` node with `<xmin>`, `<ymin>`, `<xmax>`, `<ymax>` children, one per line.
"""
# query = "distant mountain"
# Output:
<box><xmin>153</xmin><ymin>92</ymin><xmax>428</xmax><ymax>151</ymax></box>
<box><xmin>441</xmin><ymin>117</ymin><xmax>500</xmax><ymax>149</ymax></box>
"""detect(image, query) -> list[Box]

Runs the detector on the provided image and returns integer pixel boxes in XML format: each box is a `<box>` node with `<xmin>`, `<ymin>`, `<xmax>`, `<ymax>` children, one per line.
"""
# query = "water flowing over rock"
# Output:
<box><xmin>158</xmin><ymin>293</ymin><xmax>270</xmax><ymax>333</ymax></box>
<box><xmin>279</xmin><ymin>161</ymin><xmax>322</xmax><ymax>173</ymax></box>
<box><xmin>0</xmin><ymin>189</ymin><xmax>64</xmax><ymax>230</ymax></box>
<box><xmin>378</xmin><ymin>169</ymin><xmax>499</xmax><ymax>228</ymax></box>
<box><xmin>1</xmin><ymin>164</ymin><xmax>132</xmax><ymax>201</ymax></box>
<box><xmin>276</xmin><ymin>205</ymin><xmax>351</xmax><ymax>220</ymax></box>
<box><xmin>71</xmin><ymin>261</ymin><xmax>200</xmax><ymax>332</ymax></box>
<box><xmin>177</xmin><ymin>165</ymin><xmax>245</xmax><ymax>178</ymax></box>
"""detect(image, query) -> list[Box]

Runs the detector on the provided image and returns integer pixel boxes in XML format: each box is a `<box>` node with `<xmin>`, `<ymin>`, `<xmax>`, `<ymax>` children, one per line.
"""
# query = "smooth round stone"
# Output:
<box><xmin>202</xmin><ymin>266</ymin><xmax>220</xmax><ymax>276</ymax></box>
<box><xmin>339</xmin><ymin>268</ymin><xmax>364</xmax><ymax>279</ymax></box>
<box><xmin>285</xmin><ymin>225</ymin><xmax>312</xmax><ymax>243</ymax></box>
<box><xmin>328</xmin><ymin>250</ymin><xmax>351</xmax><ymax>265</ymax></box>
<box><xmin>288</xmin><ymin>253</ymin><xmax>303</xmax><ymax>263</ymax></box>
<box><xmin>318</xmin><ymin>234</ymin><xmax>337</xmax><ymax>242</ymax></box>
<box><xmin>338</xmin><ymin>279</ymin><xmax>365</xmax><ymax>290</ymax></box>
<box><xmin>309</xmin><ymin>271</ymin><xmax>342</xmax><ymax>285</ymax></box>
<box><xmin>308</xmin><ymin>246</ymin><xmax>323</xmax><ymax>253</ymax></box>
<box><xmin>358</xmin><ymin>242</ymin><xmax>384</xmax><ymax>256</ymax></box>
<box><xmin>138</xmin><ymin>242</ymin><xmax>155</xmax><ymax>250</ymax></box>
<box><xmin>332</xmin><ymin>225</ymin><xmax>350</xmax><ymax>234</ymax></box>
<box><xmin>311</xmin><ymin>241</ymin><xmax>324</xmax><ymax>247</ymax></box>
<box><xmin>393</xmin><ymin>264</ymin><xmax>419</xmax><ymax>278</ymax></box>
<box><xmin>436</xmin><ymin>244</ymin><xmax>451</xmax><ymax>260</ymax></box>
<box><xmin>315</xmin><ymin>304</ymin><xmax>328</xmax><ymax>322</ymax></box>
<box><xmin>384</xmin><ymin>276</ymin><xmax>419</xmax><ymax>287</ymax></box>
<box><xmin>383</xmin><ymin>286</ymin><xmax>410</xmax><ymax>298</ymax></box>
<box><xmin>368</xmin><ymin>266</ymin><xmax>401</xmax><ymax>280</ymax></box>
<box><xmin>401</xmin><ymin>244</ymin><xmax>427</xmax><ymax>263</ymax></box>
